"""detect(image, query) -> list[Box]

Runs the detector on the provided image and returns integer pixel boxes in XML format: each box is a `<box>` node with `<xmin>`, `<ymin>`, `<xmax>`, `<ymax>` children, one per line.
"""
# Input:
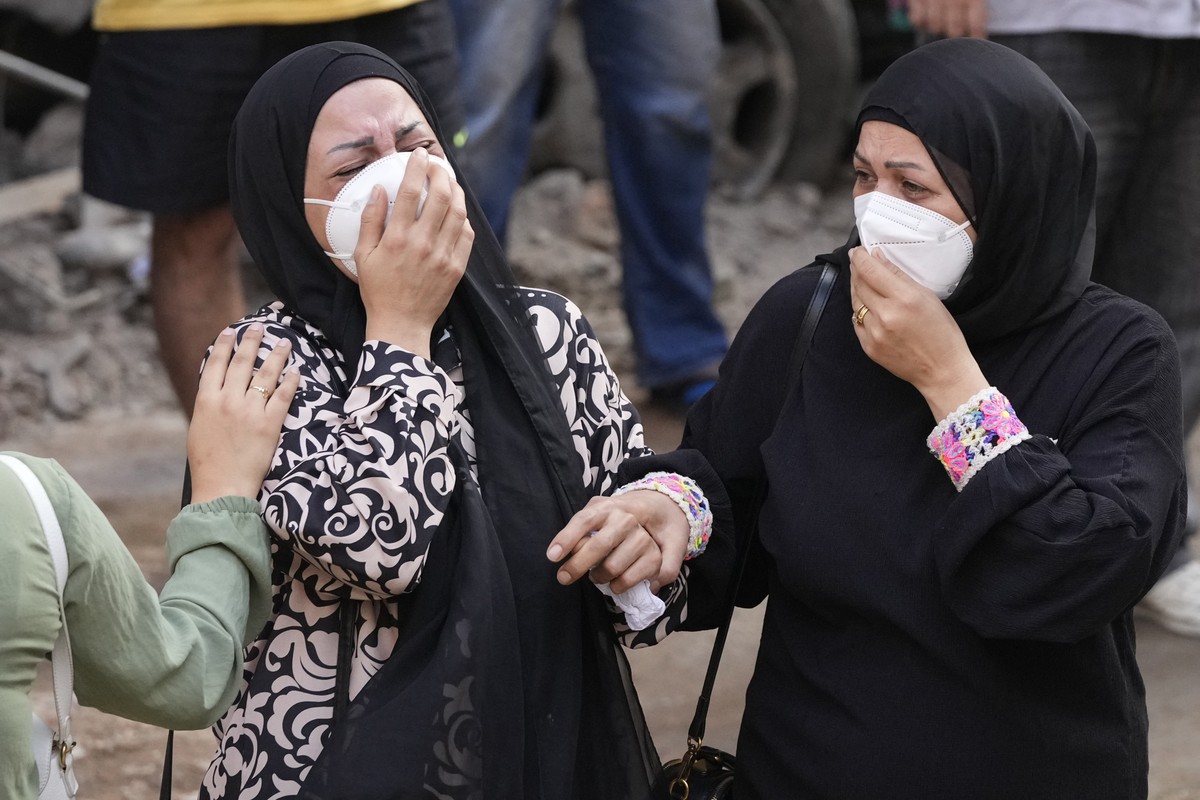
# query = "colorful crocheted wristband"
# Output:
<box><xmin>613</xmin><ymin>471</ymin><xmax>713</xmax><ymax>559</ymax></box>
<box><xmin>927</xmin><ymin>387</ymin><xmax>1031</xmax><ymax>492</ymax></box>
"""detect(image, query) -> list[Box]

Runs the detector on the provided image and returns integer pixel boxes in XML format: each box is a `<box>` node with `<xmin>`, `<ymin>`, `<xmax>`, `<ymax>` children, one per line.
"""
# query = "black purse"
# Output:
<box><xmin>653</xmin><ymin>262</ymin><xmax>836</xmax><ymax>800</ymax></box>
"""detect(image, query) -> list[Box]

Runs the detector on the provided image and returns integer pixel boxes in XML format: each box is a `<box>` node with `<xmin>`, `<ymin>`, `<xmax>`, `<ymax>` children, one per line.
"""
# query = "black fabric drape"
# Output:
<box><xmin>228</xmin><ymin>41</ymin><xmax>656</xmax><ymax>800</ymax></box>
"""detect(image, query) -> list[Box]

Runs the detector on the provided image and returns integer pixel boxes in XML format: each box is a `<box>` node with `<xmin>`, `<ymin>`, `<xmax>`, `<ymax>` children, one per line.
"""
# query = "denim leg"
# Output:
<box><xmin>1101</xmin><ymin>39</ymin><xmax>1200</xmax><ymax>439</ymax></box>
<box><xmin>994</xmin><ymin>33</ymin><xmax>1200</xmax><ymax>433</ymax></box>
<box><xmin>578</xmin><ymin>0</ymin><xmax>729</xmax><ymax>388</ymax></box>
<box><xmin>995</xmin><ymin>33</ymin><xmax>1200</xmax><ymax>554</ymax></box>
<box><xmin>447</xmin><ymin>0</ymin><xmax>561</xmax><ymax>240</ymax></box>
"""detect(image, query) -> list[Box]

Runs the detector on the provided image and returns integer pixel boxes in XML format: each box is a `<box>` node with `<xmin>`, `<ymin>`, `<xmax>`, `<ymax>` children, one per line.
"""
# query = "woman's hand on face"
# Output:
<box><xmin>849</xmin><ymin>246</ymin><xmax>989</xmax><ymax>420</ymax></box>
<box><xmin>546</xmin><ymin>492</ymin><xmax>690</xmax><ymax>594</ymax></box>
<box><xmin>355</xmin><ymin>147</ymin><xmax>476</xmax><ymax>358</ymax></box>
<box><xmin>187</xmin><ymin>324</ymin><xmax>300</xmax><ymax>504</ymax></box>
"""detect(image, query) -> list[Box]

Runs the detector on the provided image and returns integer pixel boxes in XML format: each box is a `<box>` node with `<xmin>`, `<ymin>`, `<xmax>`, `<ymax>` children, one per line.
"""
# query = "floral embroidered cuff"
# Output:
<box><xmin>927</xmin><ymin>387</ymin><xmax>1031</xmax><ymax>491</ymax></box>
<box><xmin>613</xmin><ymin>471</ymin><xmax>713</xmax><ymax>559</ymax></box>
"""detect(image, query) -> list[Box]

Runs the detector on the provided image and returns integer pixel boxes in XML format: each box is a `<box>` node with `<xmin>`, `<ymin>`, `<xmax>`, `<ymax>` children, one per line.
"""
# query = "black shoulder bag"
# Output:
<box><xmin>653</xmin><ymin>261</ymin><xmax>837</xmax><ymax>800</ymax></box>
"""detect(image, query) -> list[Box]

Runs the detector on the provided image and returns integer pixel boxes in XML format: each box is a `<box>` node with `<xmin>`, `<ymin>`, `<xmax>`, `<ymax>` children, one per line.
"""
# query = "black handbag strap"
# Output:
<box><xmin>159</xmin><ymin>730</ymin><xmax>173</xmax><ymax>800</ymax></box>
<box><xmin>684</xmin><ymin>261</ymin><xmax>837</xmax><ymax>746</ymax></box>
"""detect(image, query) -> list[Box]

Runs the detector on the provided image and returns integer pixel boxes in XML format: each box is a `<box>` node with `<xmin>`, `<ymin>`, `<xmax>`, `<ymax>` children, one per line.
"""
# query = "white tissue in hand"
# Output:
<box><xmin>596</xmin><ymin>579</ymin><xmax>666</xmax><ymax>631</ymax></box>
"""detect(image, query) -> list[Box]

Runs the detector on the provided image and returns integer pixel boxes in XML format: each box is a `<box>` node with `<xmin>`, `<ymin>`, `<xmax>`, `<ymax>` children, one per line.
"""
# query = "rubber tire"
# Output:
<box><xmin>720</xmin><ymin>0</ymin><xmax>860</xmax><ymax>190</ymax></box>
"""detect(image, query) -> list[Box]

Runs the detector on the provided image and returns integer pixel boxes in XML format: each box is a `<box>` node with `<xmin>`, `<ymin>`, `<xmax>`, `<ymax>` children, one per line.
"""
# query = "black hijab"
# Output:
<box><xmin>852</xmin><ymin>37</ymin><xmax>1097</xmax><ymax>343</ymax></box>
<box><xmin>229</xmin><ymin>42</ymin><xmax>657</xmax><ymax>800</ymax></box>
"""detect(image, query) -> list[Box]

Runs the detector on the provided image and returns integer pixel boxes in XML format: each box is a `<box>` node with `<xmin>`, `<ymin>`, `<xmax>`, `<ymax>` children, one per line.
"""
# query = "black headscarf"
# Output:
<box><xmin>851</xmin><ymin>37</ymin><xmax>1097</xmax><ymax>343</ymax></box>
<box><xmin>229</xmin><ymin>42</ymin><xmax>657</xmax><ymax>800</ymax></box>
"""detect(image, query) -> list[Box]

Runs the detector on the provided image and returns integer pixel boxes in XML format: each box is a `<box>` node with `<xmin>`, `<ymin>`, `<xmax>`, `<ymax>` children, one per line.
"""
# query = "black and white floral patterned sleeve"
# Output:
<box><xmin>234</xmin><ymin>304</ymin><xmax>460</xmax><ymax>601</ymax></box>
<box><xmin>523</xmin><ymin>291</ymin><xmax>694</xmax><ymax>647</ymax></box>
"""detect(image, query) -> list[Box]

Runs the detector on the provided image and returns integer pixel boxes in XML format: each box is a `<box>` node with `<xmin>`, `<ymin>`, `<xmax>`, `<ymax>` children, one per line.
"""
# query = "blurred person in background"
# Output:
<box><xmin>82</xmin><ymin>0</ymin><xmax>464</xmax><ymax>418</ymax></box>
<box><xmin>448</xmin><ymin>0</ymin><xmax>729</xmax><ymax>411</ymax></box>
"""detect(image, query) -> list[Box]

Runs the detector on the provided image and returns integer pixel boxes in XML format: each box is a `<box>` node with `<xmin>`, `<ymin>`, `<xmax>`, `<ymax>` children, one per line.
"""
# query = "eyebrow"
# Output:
<box><xmin>853</xmin><ymin>149</ymin><xmax>927</xmax><ymax>171</ymax></box>
<box><xmin>326</xmin><ymin>120</ymin><xmax>425</xmax><ymax>154</ymax></box>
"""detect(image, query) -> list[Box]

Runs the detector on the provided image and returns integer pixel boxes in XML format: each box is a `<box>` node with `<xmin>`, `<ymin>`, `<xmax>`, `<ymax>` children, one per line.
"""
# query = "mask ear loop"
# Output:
<box><xmin>301</xmin><ymin>197</ymin><xmax>357</xmax><ymax>267</ymax></box>
<box><xmin>936</xmin><ymin>218</ymin><xmax>974</xmax><ymax>243</ymax></box>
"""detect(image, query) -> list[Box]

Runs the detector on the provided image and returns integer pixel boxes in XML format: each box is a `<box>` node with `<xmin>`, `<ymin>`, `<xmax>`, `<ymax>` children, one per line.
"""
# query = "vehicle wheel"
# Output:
<box><xmin>529</xmin><ymin>0</ymin><xmax>860</xmax><ymax>196</ymax></box>
<box><xmin>715</xmin><ymin>0</ymin><xmax>860</xmax><ymax>195</ymax></box>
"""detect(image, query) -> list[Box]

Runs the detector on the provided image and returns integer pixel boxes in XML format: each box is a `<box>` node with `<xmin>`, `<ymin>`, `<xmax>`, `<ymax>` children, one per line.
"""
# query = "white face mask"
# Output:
<box><xmin>853</xmin><ymin>191</ymin><xmax>974</xmax><ymax>299</ymax></box>
<box><xmin>304</xmin><ymin>150</ymin><xmax>457</xmax><ymax>276</ymax></box>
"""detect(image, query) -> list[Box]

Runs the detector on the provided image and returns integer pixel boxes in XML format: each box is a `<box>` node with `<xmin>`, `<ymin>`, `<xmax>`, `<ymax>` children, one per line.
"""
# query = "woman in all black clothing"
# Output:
<box><xmin>562</xmin><ymin>38</ymin><xmax>1187</xmax><ymax>799</ymax></box>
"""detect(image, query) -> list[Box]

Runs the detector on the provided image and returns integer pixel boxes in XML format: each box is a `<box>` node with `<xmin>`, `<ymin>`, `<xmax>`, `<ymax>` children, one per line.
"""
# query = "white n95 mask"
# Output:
<box><xmin>853</xmin><ymin>191</ymin><xmax>974</xmax><ymax>299</ymax></box>
<box><xmin>304</xmin><ymin>150</ymin><xmax>457</xmax><ymax>276</ymax></box>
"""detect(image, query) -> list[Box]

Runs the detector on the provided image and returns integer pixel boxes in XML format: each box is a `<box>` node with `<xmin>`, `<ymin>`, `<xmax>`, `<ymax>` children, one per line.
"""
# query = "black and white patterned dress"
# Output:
<box><xmin>200</xmin><ymin>290</ymin><xmax>688</xmax><ymax>799</ymax></box>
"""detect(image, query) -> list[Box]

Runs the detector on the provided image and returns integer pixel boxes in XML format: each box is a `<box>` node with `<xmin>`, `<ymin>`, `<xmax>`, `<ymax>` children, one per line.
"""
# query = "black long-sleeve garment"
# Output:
<box><xmin>646</xmin><ymin>261</ymin><xmax>1185</xmax><ymax>799</ymax></box>
<box><xmin>624</xmin><ymin>38</ymin><xmax>1188</xmax><ymax>798</ymax></box>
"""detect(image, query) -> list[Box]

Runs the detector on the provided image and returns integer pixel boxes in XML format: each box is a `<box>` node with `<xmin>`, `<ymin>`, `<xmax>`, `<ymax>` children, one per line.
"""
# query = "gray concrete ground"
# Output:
<box><xmin>5</xmin><ymin>402</ymin><xmax>1199</xmax><ymax>798</ymax></box>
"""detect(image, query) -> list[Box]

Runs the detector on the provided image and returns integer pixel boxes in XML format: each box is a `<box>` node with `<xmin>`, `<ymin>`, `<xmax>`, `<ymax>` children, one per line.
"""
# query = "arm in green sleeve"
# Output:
<box><xmin>25</xmin><ymin>455</ymin><xmax>274</xmax><ymax>730</ymax></box>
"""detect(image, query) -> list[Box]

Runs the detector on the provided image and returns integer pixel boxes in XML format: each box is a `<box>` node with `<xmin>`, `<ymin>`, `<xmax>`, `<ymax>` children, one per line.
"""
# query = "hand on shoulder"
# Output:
<box><xmin>187</xmin><ymin>324</ymin><xmax>300</xmax><ymax>503</ymax></box>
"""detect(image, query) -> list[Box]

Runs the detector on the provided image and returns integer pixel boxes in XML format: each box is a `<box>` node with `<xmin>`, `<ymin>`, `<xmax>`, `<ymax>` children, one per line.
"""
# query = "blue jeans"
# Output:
<box><xmin>448</xmin><ymin>0</ymin><xmax>728</xmax><ymax>389</ymax></box>
<box><xmin>993</xmin><ymin>32</ymin><xmax>1200</xmax><ymax>566</ymax></box>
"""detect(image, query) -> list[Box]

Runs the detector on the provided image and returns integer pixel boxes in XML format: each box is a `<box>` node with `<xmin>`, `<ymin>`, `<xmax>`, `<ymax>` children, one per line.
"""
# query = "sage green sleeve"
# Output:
<box><xmin>0</xmin><ymin>456</ymin><xmax>62</xmax><ymax>799</ymax></box>
<box><xmin>20</xmin><ymin>456</ymin><xmax>273</xmax><ymax>731</ymax></box>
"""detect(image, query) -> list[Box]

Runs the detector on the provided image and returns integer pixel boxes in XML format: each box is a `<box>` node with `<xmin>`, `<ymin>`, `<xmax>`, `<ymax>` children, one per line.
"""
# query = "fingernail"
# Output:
<box><xmin>557</xmin><ymin>569</ymin><xmax>570</xmax><ymax>585</ymax></box>
<box><xmin>546</xmin><ymin>544</ymin><xmax>562</xmax><ymax>561</ymax></box>
<box><xmin>248</xmin><ymin>322</ymin><xmax>264</xmax><ymax>332</ymax></box>
<box><xmin>218</xmin><ymin>329</ymin><xmax>234</xmax><ymax>338</ymax></box>
<box><xmin>277</xmin><ymin>339</ymin><xmax>292</xmax><ymax>349</ymax></box>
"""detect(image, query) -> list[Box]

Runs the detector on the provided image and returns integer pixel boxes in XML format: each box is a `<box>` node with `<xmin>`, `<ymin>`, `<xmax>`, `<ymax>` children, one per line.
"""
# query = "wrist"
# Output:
<box><xmin>927</xmin><ymin>386</ymin><xmax>1031</xmax><ymax>490</ymax></box>
<box><xmin>919</xmin><ymin>363</ymin><xmax>989</xmax><ymax>421</ymax></box>
<box><xmin>189</xmin><ymin>481</ymin><xmax>261</xmax><ymax>505</ymax></box>
<box><xmin>613</xmin><ymin>472</ymin><xmax>712</xmax><ymax>559</ymax></box>
<box><xmin>364</xmin><ymin>317</ymin><xmax>433</xmax><ymax>359</ymax></box>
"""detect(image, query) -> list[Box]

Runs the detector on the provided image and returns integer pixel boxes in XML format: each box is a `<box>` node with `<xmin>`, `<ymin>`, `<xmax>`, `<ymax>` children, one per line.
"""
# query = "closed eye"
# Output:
<box><xmin>334</xmin><ymin>164</ymin><xmax>366</xmax><ymax>178</ymax></box>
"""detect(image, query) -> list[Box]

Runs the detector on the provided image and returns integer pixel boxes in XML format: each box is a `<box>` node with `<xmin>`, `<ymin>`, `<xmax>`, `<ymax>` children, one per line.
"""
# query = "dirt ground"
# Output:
<box><xmin>5</xmin><ymin>173</ymin><xmax>1200</xmax><ymax>797</ymax></box>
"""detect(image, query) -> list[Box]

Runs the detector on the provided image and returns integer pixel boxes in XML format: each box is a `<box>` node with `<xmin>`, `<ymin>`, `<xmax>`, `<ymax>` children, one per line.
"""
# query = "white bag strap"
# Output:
<box><xmin>0</xmin><ymin>455</ymin><xmax>79</xmax><ymax>792</ymax></box>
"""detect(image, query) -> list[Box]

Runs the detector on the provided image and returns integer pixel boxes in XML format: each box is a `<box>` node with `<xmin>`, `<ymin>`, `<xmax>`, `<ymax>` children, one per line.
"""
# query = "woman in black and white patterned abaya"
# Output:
<box><xmin>199</xmin><ymin>41</ymin><xmax>719</xmax><ymax>800</ymax></box>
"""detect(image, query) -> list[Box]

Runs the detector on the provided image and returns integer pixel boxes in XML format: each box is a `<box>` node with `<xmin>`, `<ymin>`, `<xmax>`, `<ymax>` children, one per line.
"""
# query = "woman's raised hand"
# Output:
<box><xmin>849</xmin><ymin>246</ymin><xmax>989</xmax><ymax>420</ymax></box>
<box><xmin>355</xmin><ymin>148</ymin><xmax>475</xmax><ymax>358</ymax></box>
<box><xmin>187</xmin><ymin>324</ymin><xmax>300</xmax><ymax>504</ymax></box>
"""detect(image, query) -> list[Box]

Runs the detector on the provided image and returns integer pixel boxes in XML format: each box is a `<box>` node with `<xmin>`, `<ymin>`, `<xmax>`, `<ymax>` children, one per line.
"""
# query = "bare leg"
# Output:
<box><xmin>150</xmin><ymin>206</ymin><xmax>246</xmax><ymax>418</ymax></box>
